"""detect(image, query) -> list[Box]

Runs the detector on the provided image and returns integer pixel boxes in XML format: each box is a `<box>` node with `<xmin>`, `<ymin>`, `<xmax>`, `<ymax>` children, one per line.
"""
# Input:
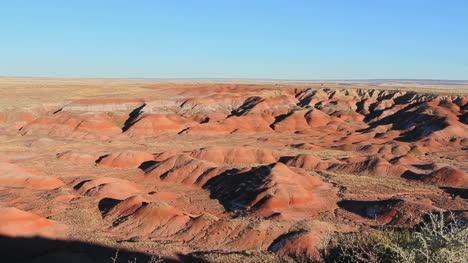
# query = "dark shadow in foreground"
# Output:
<box><xmin>441</xmin><ymin>187</ymin><xmax>468</xmax><ymax>199</ymax></box>
<box><xmin>0</xmin><ymin>235</ymin><xmax>210</xmax><ymax>263</ymax></box>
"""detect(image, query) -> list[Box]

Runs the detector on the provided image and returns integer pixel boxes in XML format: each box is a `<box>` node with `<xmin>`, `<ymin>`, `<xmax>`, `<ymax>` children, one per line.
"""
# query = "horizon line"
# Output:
<box><xmin>1</xmin><ymin>75</ymin><xmax>468</xmax><ymax>82</ymax></box>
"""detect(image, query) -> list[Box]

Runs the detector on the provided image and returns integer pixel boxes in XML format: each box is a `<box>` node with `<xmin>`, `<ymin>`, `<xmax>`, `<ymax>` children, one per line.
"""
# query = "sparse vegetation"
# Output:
<box><xmin>111</xmin><ymin>249</ymin><xmax>163</xmax><ymax>263</ymax></box>
<box><xmin>1</xmin><ymin>79</ymin><xmax>467</xmax><ymax>263</ymax></box>
<box><xmin>321</xmin><ymin>171</ymin><xmax>438</xmax><ymax>195</ymax></box>
<box><xmin>318</xmin><ymin>212</ymin><xmax>467</xmax><ymax>263</ymax></box>
<box><xmin>185</xmin><ymin>251</ymin><xmax>297</xmax><ymax>263</ymax></box>
<box><xmin>106</xmin><ymin>213</ymin><xmax>466</xmax><ymax>263</ymax></box>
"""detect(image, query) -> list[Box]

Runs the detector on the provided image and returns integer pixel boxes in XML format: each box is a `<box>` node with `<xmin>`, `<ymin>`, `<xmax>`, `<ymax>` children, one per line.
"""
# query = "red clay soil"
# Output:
<box><xmin>0</xmin><ymin>81</ymin><xmax>466</xmax><ymax>262</ymax></box>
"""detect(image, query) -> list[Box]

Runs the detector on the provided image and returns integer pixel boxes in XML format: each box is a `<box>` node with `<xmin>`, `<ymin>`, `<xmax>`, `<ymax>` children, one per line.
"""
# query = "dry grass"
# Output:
<box><xmin>320</xmin><ymin>212</ymin><xmax>468</xmax><ymax>263</ymax></box>
<box><xmin>320</xmin><ymin>171</ymin><xmax>439</xmax><ymax>195</ymax></box>
<box><xmin>285</xmin><ymin>149</ymin><xmax>354</xmax><ymax>158</ymax></box>
<box><xmin>186</xmin><ymin>251</ymin><xmax>296</xmax><ymax>263</ymax></box>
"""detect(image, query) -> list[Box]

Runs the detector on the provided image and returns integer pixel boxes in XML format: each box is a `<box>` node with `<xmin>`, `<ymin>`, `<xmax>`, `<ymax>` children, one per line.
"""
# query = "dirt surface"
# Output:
<box><xmin>0</xmin><ymin>77</ymin><xmax>466</xmax><ymax>262</ymax></box>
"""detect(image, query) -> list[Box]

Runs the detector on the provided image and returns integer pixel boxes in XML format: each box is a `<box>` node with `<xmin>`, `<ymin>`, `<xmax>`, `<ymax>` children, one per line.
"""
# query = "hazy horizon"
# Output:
<box><xmin>2</xmin><ymin>76</ymin><xmax>468</xmax><ymax>82</ymax></box>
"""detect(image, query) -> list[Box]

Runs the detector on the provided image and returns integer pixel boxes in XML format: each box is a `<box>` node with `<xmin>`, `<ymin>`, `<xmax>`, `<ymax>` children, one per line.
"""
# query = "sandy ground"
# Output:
<box><xmin>0</xmin><ymin>77</ymin><xmax>466</xmax><ymax>262</ymax></box>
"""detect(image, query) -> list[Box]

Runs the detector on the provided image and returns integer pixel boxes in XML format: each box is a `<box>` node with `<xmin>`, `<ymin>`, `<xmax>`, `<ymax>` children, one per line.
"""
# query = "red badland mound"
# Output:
<box><xmin>271</xmin><ymin>110</ymin><xmax>310</xmax><ymax>132</ymax></box>
<box><xmin>249</xmin><ymin>163</ymin><xmax>336</xmax><ymax>215</ymax></box>
<box><xmin>0</xmin><ymin>205</ymin><xmax>67</xmax><ymax>238</ymax></box>
<box><xmin>141</xmin><ymin>99</ymin><xmax>180</xmax><ymax>114</ymax></box>
<box><xmin>295</xmin><ymin>88</ymin><xmax>330</xmax><ymax>106</ymax></box>
<box><xmin>105</xmin><ymin>195</ymin><xmax>336</xmax><ymax>255</ymax></box>
<box><xmin>238</xmin><ymin>95</ymin><xmax>298</xmax><ymax>116</ymax></box>
<box><xmin>273</xmin><ymin>225</ymin><xmax>335</xmax><ymax>261</ymax></box>
<box><xmin>391</xmin><ymin>154</ymin><xmax>430</xmax><ymax>166</ymax></box>
<box><xmin>382</xmin><ymin>198</ymin><xmax>438</xmax><ymax>226</ymax></box>
<box><xmin>178</xmin><ymin>93</ymin><xmax>247</xmax><ymax>115</ymax></box>
<box><xmin>97</xmin><ymin>150</ymin><xmax>155</xmax><ymax>168</ymax></box>
<box><xmin>334</xmin><ymin>132</ymin><xmax>377</xmax><ymax>146</ymax></box>
<box><xmin>328</xmin><ymin>156</ymin><xmax>408</xmax><ymax>177</ymax></box>
<box><xmin>190</xmin><ymin>146</ymin><xmax>281</xmax><ymax>164</ymax></box>
<box><xmin>56</xmin><ymin>151</ymin><xmax>98</xmax><ymax>164</ymax></box>
<box><xmin>358</xmin><ymin>143</ymin><xmax>413</xmax><ymax>157</ymax></box>
<box><xmin>272</xmin><ymin>108</ymin><xmax>342</xmax><ymax>132</ymax></box>
<box><xmin>110</xmin><ymin>199</ymin><xmax>191</xmax><ymax>238</ymax></box>
<box><xmin>338</xmin><ymin>197</ymin><xmax>438</xmax><ymax>226</ymax></box>
<box><xmin>75</xmin><ymin>177</ymin><xmax>144</xmax><ymax>200</ymax></box>
<box><xmin>412</xmin><ymin>103</ymin><xmax>468</xmax><ymax>142</ymax></box>
<box><xmin>182</xmin><ymin>94</ymin><xmax>300</xmax><ymax>135</ymax></box>
<box><xmin>146</xmin><ymin>156</ymin><xmax>337</xmax><ymax>215</ymax></box>
<box><xmin>107</xmin><ymin>196</ymin><xmax>217</xmax><ymax>242</ymax></box>
<box><xmin>153</xmin><ymin>149</ymin><xmax>184</xmax><ymax>161</ymax></box>
<box><xmin>104</xmin><ymin>195</ymin><xmax>151</xmax><ymax>222</ymax></box>
<box><xmin>145</xmin><ymin>154</ymin><xmax>224</xmax><ymax>185</ymax></box>
<box><xmin>428</xmin><ymin>120</ymin><xmax>468</xmax><ymax>142</ymax></box>
<box><xmin>205</xmin><ymin>162</ymin><xmax>337</xmax><ymax>216</ymax></box>
<box><xmin>286</xmin><ymin>154</ymin><xmax>340</xmax><ymax>171</ymax></box>
<box><xmin>422</xmin><ymin>167</ymin><xmax>467</xmax><ymax>187</ymax></box>
<box><xmin>408</xmin><ymin>145</ymin><xmax>429</xmax><ymax>155</ymax></box>
<box><xmin>366</xmin><ymin>99</ymin><xmax>467</xmax><ymax>143</ymax></box>
<box><xmin>0</xmin><ymin>111</ymin><xmax>37</xmax><ymax>126</ymax></box>
<box><xmin>303</xmin><ymin>108</ymin><xmax>343</xmax><ymax>127</ymax></box>
<box><xmin>318</xmin><ymin>100</ymin><xmax>365</xmax><ymax>122</ymax></box>
<box><xmin>0</xmin><ymin>162</ymin><xmax>64</xmax><ymax>190</ymax></box>
<box><xmin>183</xmin><ymin>115</ymin><xmax>273</xmax><ymax>135</ymax></box>
<box><xmin>124</xmin><ymin>113</ymin><xmax>197</xmax><ymax>137</ymax></box>
<box><xmin>20</xmin><ymin>111</ymin><xmax>121</xmax><ymax>138</ymax></box>
<box><xmin>288</xmin><ymin>143</ymin><xmax>322</xmax><ymax>151</ymax></box>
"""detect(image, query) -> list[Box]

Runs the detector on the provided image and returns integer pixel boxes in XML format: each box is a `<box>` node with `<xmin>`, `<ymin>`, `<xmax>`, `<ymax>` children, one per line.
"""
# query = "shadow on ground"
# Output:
<box><xmin>0</xmin><ymin>235</ymin><xmax>209</xmax><ymax>263</ymax></box>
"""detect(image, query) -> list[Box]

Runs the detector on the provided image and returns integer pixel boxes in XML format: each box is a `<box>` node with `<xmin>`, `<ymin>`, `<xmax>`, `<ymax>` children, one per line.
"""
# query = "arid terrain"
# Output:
<box><xmin>0</xmin><ymin>77</ymin><xmax>467</xmax><ymax>262</ymax></box>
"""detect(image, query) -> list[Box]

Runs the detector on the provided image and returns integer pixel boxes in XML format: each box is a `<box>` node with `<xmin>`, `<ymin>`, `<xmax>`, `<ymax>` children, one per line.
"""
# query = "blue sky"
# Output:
<box><xmin>0</xmin><ymin>0</ymin><xmax>467</xmax><ymax>79</ymax></box>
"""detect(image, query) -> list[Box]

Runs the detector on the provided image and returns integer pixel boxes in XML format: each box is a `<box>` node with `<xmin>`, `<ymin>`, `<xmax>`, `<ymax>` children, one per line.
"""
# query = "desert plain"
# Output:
<box><xmin>0</xmin><ymin>77</ymin><xmax>467</xmax><ymax>262</ymax></box>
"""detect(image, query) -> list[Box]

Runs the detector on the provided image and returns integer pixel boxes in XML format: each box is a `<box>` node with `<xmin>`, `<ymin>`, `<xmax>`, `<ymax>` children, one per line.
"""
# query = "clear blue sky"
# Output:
<box><xmin>1</xmin><ymin>0</ymin><xmax>467</xmax><ymax>80</ymax></box>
